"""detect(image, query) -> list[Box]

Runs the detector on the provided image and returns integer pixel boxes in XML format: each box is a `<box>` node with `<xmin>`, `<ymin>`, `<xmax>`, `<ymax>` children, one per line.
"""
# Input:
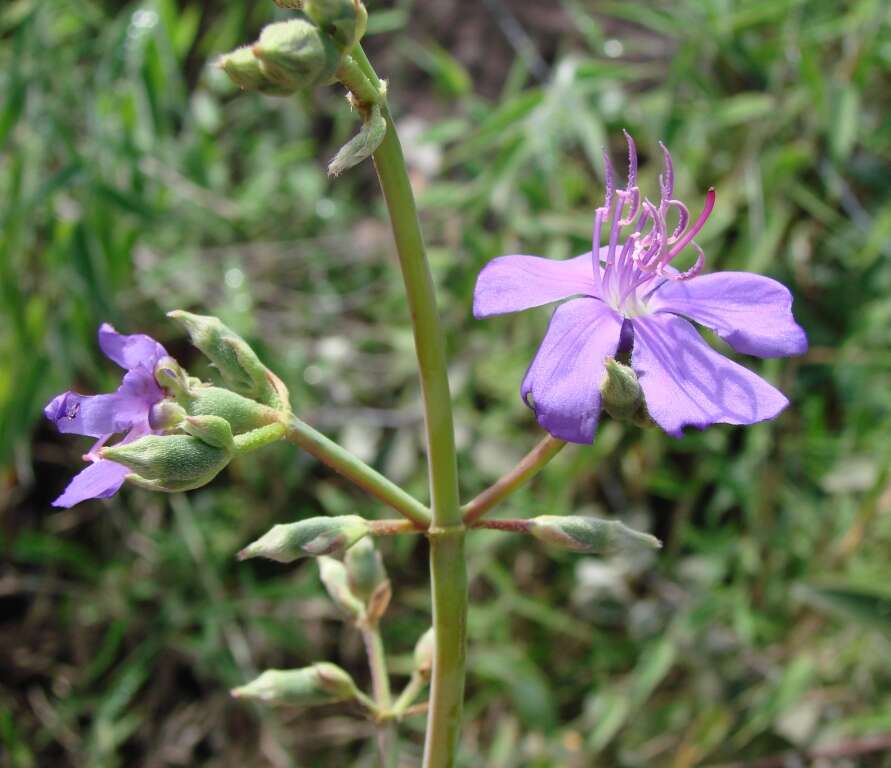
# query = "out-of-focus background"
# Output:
<box><xmin>2</xmin><ymin>0</ymin><xmax>891</xmax><ymax>765</ymax></box>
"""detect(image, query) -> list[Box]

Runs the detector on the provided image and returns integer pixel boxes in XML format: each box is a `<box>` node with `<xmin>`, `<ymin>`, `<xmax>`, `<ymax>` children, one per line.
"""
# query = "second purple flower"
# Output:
<box><xmin>473</xmin><ymin>134</ymin><xmax>807</xmax><ymax>443</ymax></box>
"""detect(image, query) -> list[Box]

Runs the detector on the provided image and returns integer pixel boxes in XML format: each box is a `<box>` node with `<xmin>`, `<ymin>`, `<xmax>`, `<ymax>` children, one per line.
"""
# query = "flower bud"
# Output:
<box><xmin>180</xmin><ymin>385</ymin><xmax>282</xmax><ymax>435</ymax></box>
<box><xmin>231</xmin><ymin>663</ymin><xmax>359</xmax><ymax>706</ymax></box>
<box><xmin>148</xmin><ymin>400</ymin><xmax>187</xmax><ymax>431</ymax></box>
<box><xmin>318</xmin><ymin>556</ymin><xmax>365</xmax><ymax>620</ymax></box>
<box><xmin>527</xmin><ymin>515</ymin><xmax>661</xmax><ymax>555</ymax></box>
<box><xmin>180</xmin><ymin>415</ymin><xmax>235</xmax><ymax>450</ymax></box>
<box><xmin>344</xmin><ymin>537</ymin><xmax>387</xmax><ymax>603</ymax></box>
<box><xmin>600</xmin><ymin>357</ymin><xmax>645</xmax><ymax>422</ymax></box>
<box><xmin>252</xmin><ymin>20</ymin><xmax>340</xmax><ymax>91</ymax></box>
<box><xmin>217</xmin><ymin>46</ymin><xmax>298</xmax><ymax>97</ymax></box>
<box><xmin>168</xmin><ymin>311</ymin><xmax>288</xmax><ymax>411</ymax></box>
<box><xmin>304</xmin><ymin>0</ymin><xmax>368</xmax><ymax>51</ymax></box>
<box><xmin>344</xmin><ymin>537</ymin><xmax>391</xmax><ymax>622</ymax></box>
<box><xmin>101</xmin><ymin>433</ymin><xmax>232</xmax><ymax>493</ymax></box>
<box><xmin>237</xmin><ymin>515</ymin><xmax>371</xmax><ymax>563</ymax></box>
<box><xmin>413</xmin><ymin>627</ymin><xmax>435</xmax><ymax>681</ymax></box>
<box><xmin>154</xmin><ymin>356</ymin><xmax>191</xmax><ymax>399</ymax></box>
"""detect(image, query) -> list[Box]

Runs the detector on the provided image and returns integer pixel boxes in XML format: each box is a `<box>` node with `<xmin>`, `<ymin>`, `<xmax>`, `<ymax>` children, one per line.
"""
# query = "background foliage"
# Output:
<box><xmin>3</xmin><ymin>0</ymin><xmax>891</xmax><ymax>765</ymax></box>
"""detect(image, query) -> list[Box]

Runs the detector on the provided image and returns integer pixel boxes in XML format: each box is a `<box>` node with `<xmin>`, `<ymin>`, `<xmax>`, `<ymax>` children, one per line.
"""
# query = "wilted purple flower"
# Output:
<box><xmin>473</xmin><ymin>134</ymin><xmax>807</xmax><ymax>443</ymax></box>
<box><xmin>45</xmin><ymin>324</ymin><xmax>170</xmax><ymax>507</ymax></box>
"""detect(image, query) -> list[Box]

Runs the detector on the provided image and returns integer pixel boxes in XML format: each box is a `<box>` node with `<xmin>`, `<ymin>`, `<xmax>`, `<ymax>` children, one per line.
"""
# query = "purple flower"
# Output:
<box><xmin>473</xmin><ymin>134</ymin><xmax>807</xmax><ymax>443</ymax></box>
<box><xmin>45</xmin><ymin>323</ymin><xmax>169</xmax><ymax>507</ymax></box>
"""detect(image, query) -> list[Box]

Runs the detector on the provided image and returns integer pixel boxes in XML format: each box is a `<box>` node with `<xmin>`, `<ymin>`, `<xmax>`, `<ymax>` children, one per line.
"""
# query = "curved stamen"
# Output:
<box><xmin>602</xmin><ymin>148</ymin><xmax>616</xmax><ymax>206</ymax></box>
<box><xmin>619</xmin><ymin>186</ymin><xmax>641</xmax><ymax>226</ymax></box>
<box><xmin>665</xmin><ymin>199</ymin><xmax>690</xmax><ymax>243</ymax></box>
<box><xmin>623</xmin><ymin>129</ymin><xmax>638</xmax><ymax>190</ymax></box>
<box><xmin>591</xmin><ymin>206</ymin><xmax>606</xmax><ymax>293</ymax></box>
<box><xmin>633</xmin><ymin>200</ymin><xmax>664</xmax><ymax>271</ymax></box>
<box><xmin>662</xmin><ymin>241</ymin><xmax>704</xmax><ymax>281</ymax></box>
<box><xmin>658</xmin><ymin>141</ymin><xmax>674</xmax><ymax>204</ymax></box>
<box><xmin>666</xmin><ymin>187</ymin><xmax>715</xmax><ymax>263</ymax></box>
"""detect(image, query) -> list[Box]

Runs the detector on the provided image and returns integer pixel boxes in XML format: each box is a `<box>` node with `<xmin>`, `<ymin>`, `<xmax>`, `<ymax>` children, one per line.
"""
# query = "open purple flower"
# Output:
<box><xmin>473</xmin><ymin>134</ymin><xmax>807</xmax><ymax>443</ymax></box>
<box><xmin>45</xmin><ymin>324</ymin><xmax>170</xmax><ymax>507</ymax></box>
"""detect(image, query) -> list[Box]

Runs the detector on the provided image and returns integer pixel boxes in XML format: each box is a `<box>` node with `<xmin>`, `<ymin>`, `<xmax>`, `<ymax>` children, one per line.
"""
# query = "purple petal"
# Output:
<box><xmin>521</xmin><ymin>298</ymin><xmax>623</xmax><ymax>443</ymax></box>
<box><xmin>117</xmin><ymin>366</ymin><xmax>165</xmax><ymax>410</ymax></box>
<box><xmin>473</xmin><ymin>252</ymin><xmax>601</xmax><ymax>318</ymax></box>
<box><xmin>631</xmin><ymin>314</ymin><xmax>789</xmax><ymax>437</ymax></box>
<box><xmin>649</xmin><ymin>272</ymin><xmax>807</xmax><ymax>358</ymax></box>
<box><xmin>44</xmin><ymin>391</ymin><xmax>149</xmax><ymax>438</ymax></box>
<box><xmin>98</xmin><ymin>323</ymin><xmax>167</xmax><ymax>370</ymax></box>
<box><xmin>52</xmin><ymin>459</ymin><xmax>129</xmax><ymax>508</ymax></box>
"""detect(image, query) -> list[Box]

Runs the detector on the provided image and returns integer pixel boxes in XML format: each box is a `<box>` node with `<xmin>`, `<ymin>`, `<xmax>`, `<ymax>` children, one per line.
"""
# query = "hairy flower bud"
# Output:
<box><xmin>252</xmin><ymin>20</ymin><xmax>340</xmax><ymax>91</ymax></box>
<box><xmin>413</xmin><ymin>627</ymin><xmax>435</xmax><ymax>681</ymax></box>
<box><xmin>154</xmin><ymin>356</ymin><xmax>191</xmax><ymax>399</ymax></box>
<box><xmin>180</xmin><ymin>385</ymin><xmax>282</xmax><ymax>435</ymax></box>
<box><xmin>237</xmin><ymin>515</ymin><xmax>371</xmax><ymax>563</ymax></box>
<box><xmin>148</xmin><ymin>400</ymin><xmax>187</xmax><ymax>431</ymax></box>
<box><xmin>217</xmin><ymin>46</ymin><xmax>298</xmax><ymax>96</ymax></box>
<box><xmin>318</xmin><ymin>556</ymin><xmax>365</xmax><ymax>620</ymax></box>
<box><xmin>101</xmin><ymin>431</ymin><xmax>232</xmax><ymax>493</ymax></box>
<box><xmin>344</xmin><ymin>537</ymin><xmax>391</xmax><ymax>622</ymax></box>
<box><xmin>231</xmin><ymin>663</ymin><xmax>359</xmax><ymax>706</ymax></box>
<box><xmin>168</xmin><ymin>311</ymin><xmax>288</xmax><ymax>411</ymax></box>
<box><xmin>304</xmin><ymin>0</ymin><xmax>368</xmax><ymax>51</ymax></box>
<box><xmin>600</xmin><ymin>357</ymin><xmax>646</xmax><ymax>422</ymax></box>
<box><xmin>527</xmin><ymin>515</ymin><xmax>661</xmax><ymax>555</ymax></box>
<box><xmin>344</xmin><ymin>537</ymin><xmax>387</xmax><ymax>602</ymax></box>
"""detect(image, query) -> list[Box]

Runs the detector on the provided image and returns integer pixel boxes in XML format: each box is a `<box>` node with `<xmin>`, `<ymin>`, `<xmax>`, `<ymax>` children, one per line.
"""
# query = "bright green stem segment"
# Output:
<box><xmin>232</xmin><ymin>422</ymin><xmax>286</xmax><ymax>454</ymax></box>
<box><xmin>352</xmin><ymin>44</ymin><xmax>467</xmax><ymax>768</ymax></box>
<box><xmin>285</xmin><ymin>416</ymin><xmax>430</xmax><ymax>528</ymax></box>
<box><xmin>462</xmin><ymin>434</ymin><xmax>566</xmax><ymax>525</ymax></box>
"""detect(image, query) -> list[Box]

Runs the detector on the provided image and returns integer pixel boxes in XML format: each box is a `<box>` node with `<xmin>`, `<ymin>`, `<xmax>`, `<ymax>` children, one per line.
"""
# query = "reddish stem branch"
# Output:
<box><xmin>368</xmin><ymin>519</ymin><xmax>424</xmax><ymax>536</ymax></box>
<box><xmin>470</xmin><ymin>518</ymin><xmax>532</xmax><ymax>534</ymax></box>
<box><xmin>462</xmin><ymin>434</ymin><xmax>566</xmax><ymax>525</ymax></box>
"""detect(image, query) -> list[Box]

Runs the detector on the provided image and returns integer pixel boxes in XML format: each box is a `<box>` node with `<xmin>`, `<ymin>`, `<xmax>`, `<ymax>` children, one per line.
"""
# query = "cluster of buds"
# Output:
<box><xmin>234</xmin><ymin>528</ymin><xmax>436</xmax><ymax>719</ymax></box>
<box><xmin>218</xmin><ymin>0</ymin><xmax>368</xmax><ymax>97</ymax></box>
<box><xmin>106</xmin><ymin>313</ymin><xmax>291</xmax><ymax>494</ymax></box>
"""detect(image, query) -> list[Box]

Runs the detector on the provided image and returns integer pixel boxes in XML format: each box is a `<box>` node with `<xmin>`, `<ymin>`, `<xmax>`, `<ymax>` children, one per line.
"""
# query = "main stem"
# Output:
<box><xmin>352</xmin><ymin>44</ymin><xmax>467</xmax><ymax>768</ymax></box>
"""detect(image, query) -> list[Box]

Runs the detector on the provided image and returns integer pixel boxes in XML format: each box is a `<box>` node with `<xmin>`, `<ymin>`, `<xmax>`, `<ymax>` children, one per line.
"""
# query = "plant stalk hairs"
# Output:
<box><xmin>45</xmin><ymin>3</ymin><xmax>806</xmax><ymax>766</ymax></box>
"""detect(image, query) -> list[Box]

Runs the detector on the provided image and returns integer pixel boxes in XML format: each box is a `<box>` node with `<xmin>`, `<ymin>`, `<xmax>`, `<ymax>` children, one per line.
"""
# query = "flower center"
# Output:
<box><xmin>592</xmin><ymin>132</ymin><xmax>714</xmax><ymax>318</ymax></box>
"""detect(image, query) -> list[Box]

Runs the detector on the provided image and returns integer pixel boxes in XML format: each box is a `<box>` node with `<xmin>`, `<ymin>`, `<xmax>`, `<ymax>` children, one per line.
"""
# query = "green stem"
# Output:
<box><xmin>335</xmin><ymin>54</ymin><xmax>381</xmax><ymax>107</ymax></box>
<box><xmin>462</xmin><ymin>434</ymin><xmax>566</xmax><ymax>525</ymax></box>
<box><xmin>285</xmin><ymin>416</ymin><xmax>430</xmax><ymax>528</ymax></box>
<box><xmin>360</xmin><ymin>621</ymin><xmax>397</xmax><ymax>768</ymax></box>
<box><xmin>391</xmin><ymin>671</ymin><xmax>428</xmax><ymax>718</ymax></box>
<box><xmin>232</xmin><ymin>422</ymin><xmax>286</xmax><ymax>454</ymax></box>
<box><xmin>352</xmin><ymin>44</ymin><xmax>467</xmax><ymax>768</ymax></box>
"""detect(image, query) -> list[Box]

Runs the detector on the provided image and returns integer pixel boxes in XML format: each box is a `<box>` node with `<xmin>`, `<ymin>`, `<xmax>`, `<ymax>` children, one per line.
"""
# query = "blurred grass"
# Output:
<box><xmin>2</xmin><ymin>0</ymin><xmax>891</xmax><ymax>765</ymax></box>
